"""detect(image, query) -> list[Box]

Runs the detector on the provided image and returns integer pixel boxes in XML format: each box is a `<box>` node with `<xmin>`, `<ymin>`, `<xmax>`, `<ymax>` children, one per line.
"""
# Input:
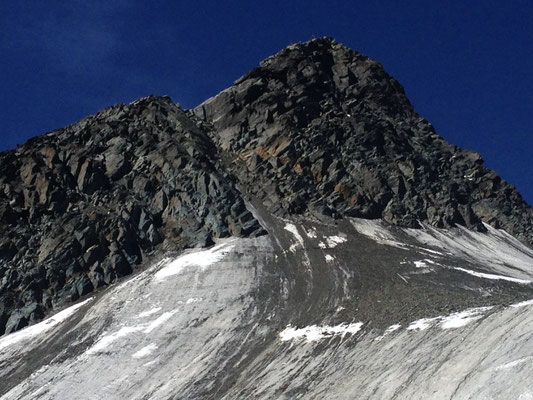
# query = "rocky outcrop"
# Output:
<box><xmin>0</xmin><ymin>37</ymin><xmax>532</xmax><ymax>335</ymax></box>
<box><xmin>0</xmin><ymin>96</ymin><xmax>264</xmax><ymax>335</ymax></box>
<box><xmin>195</xmin><ymin>37</ymin><xmax>533</xmax><ymax>244</ymax></box>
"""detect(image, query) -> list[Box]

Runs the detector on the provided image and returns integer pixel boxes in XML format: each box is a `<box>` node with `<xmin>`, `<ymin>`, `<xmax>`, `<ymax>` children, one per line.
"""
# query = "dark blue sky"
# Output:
<box><xmin>1</xmin><ymin>1</ymin><xmax>532</xmax><ymax>204</ymax></box>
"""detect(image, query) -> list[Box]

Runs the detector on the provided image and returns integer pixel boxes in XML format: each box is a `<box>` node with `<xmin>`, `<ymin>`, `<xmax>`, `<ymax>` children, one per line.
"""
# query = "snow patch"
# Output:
<box><xmin>279</xmin><ymin>322</ymin><xmax>363</xmax><ymax>343</ymax></box>
<box><xmin>440</xmin><ymin>307</ymin><xmax>492</xmax><ymax>329</ymax></box>
<box><xmin>385</xmin><ymin>324</ymin><xmax>402</xmax><ymax>333</ymax></box>
<box><xmin>350</xmin><ymin>218</ymin><xmax>408</xmax><ymax>249</ymax></box>
<box><xmin>144</xmin><ymin>310</ymin><xmax>178</xmax><ymax>334</ymax></box>
<box><xmin>325</xmin><ymin>254</ymin><xmax>335</xmax><ymax>263</ymax></box>
<box><xmin>284</xmin><ymin>223</ymin><xmax>305</xmax><ymax>252</ymax></box>
<box><xmin>186</xmin><ymin>297</ymin><xmax>203</xmax><ymax>304</ymax></box>
<box><xmin>87</xmin><ymin>310</ymin><xmax>178</xmax><ymax>354</ymax></box>
<box><xmin>305</xmin><ymin>228</ymin><xmax>318</xmax><ymax>239</ymax></box>
<box><xmin>325</xmin><ymin>235</ymin><xmax>347</xmax><ymax>248</ymax></box>
<box><xmin>87</xmin><ymin>326</ymin><xmax>143</xmax><ymax>355</ymax></box>
<box><xmin>511</xmin><ymin>299</ymin><xmax>533</xmax><ymax>308</ymax></box>
<box><xmin>407</xmin><ymin>307</ymin><xmax>492</xmax><ymax>331</ymax></box>
<box><xmin>413</xmin><ymin>259</ymin><xmax>435</xmax><ymax>269</ymax></box>
<box><xmin>453</xmin><ymin>267</ymin><xmax>532</xmax><ymax>285</ymax></box>
<box><xmin>419</xmin><ymin>248</ymin><xmax>445</xmax><ymax>256</ymax></box>
<box><xmin>138</xmin><ymin>307</ymin><xmax>162</xmax><ymax>318</ymax></box>
<box><xmin>407</xmin><ymin>317</ymin><xmax>441</xmax><ymax>331</ymax></box>
<box><xmin>154</xmin><ymin>241</ymin><xmax>235</xmax><ymax>281</ymax></box>
<box><xmin>0</xmin><ymin>298</ymin><xmax>93</xmax><ymax>352</ymax></box>
<box><xmin>132</xmin><ymin>344</ymin><xmax>158</xmax><ymax>359</ymax></box>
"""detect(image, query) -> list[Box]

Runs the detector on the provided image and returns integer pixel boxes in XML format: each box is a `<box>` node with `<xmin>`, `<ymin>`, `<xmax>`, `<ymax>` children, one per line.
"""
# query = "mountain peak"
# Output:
<box><xmin>0</xmin><ymin>38</ymin><xmax>531</xmax><ymax>338</ymax></box>
<box><xmin>2</xmin><ymin>38</ymin><xmax>533</xmax><ymax>399</ymax></box>
<box><xmin>259</xmin><ymin>36</ymin><xmax>342</xmax><ymax>65</ymax></box>
<box><xmin>195</xmin><ymin>38</ymin><xmax>532</xmax><ymax>244</ymax></box>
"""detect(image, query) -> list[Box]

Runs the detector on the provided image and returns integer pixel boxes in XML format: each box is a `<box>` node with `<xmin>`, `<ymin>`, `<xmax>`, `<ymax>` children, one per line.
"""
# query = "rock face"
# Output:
<box><xmin>195</xmin><ymin>37</ymin><xmax>533</xmax><ymax>243</ymax></box>
<box><xmin>0</xmin><ymin>96</ymin><xmax>264</xmax><ymax>335</ymax></box>
<box><xmin>0</xmin><ymin>37</ymin><xmax>531</xmax><ymax>335</ymax></box>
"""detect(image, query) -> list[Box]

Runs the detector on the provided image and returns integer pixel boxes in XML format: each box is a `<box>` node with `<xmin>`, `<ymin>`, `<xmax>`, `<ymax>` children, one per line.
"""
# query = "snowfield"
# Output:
<box><xmin>1</xmin><ymin>216</ymin><xmax>533</xmax><ymax>400</ymax></box>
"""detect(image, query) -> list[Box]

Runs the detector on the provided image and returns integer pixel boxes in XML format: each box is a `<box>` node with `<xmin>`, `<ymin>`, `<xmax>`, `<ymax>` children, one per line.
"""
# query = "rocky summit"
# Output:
<box><xmin>195</xmin><ymin>38</ymin><xmax>532</xmax><ymax>241</ymax></box>
<box><xmin>0</xmin><ymin>38</ymin><xmax>533</xmax><ymax>400</ymax></box>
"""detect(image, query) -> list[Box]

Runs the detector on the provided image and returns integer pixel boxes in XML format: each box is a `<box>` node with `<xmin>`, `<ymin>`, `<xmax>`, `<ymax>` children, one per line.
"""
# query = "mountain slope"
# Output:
<box><xmin>1</xmin><ymin>204</ymin><xmax>533</xmax><ymax>399</ymax></box>
<box><xmin>0</xmin><ymin>37</ymin><xmax>532</xmax><ymax>399</ymax></box>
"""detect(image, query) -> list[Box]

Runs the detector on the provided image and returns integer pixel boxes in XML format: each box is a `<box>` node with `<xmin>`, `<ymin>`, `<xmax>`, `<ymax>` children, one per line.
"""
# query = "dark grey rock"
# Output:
<box><xmin>4</xmin><ymin>310</ymin><xmax>28</xmax><ymax>334</ymax></box>
<box><xmin>195</xmin><ymin>37</ymin><xmax>532</xmax><ymax>246</ymax></box>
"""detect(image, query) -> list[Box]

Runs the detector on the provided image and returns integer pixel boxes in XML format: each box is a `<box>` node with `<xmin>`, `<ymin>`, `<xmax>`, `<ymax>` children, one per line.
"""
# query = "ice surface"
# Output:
<box><xmin>404</xmin><ymin>223</ymin><xmax>533</xmax><ymax>280</ymax></box>
<box><xmin>353</xmin><ymin>217</ymin><xmax>533</xmax><ymax>283</ymax></box>
<box><xmin>2</xmin><ymin>224</ymin><xmax>533</xmax><ymax>399</ymax></box>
